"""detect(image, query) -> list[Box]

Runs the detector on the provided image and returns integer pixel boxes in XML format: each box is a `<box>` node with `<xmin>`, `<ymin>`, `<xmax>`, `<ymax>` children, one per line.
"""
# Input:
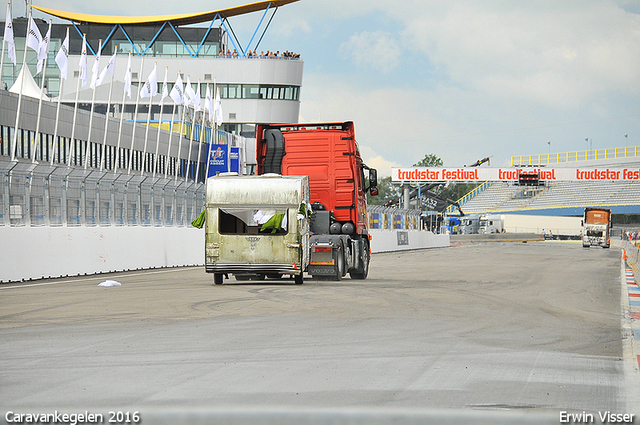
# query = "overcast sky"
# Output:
<box><xmin>18</xmin><ymin>0</ymin><xmax>640</xmax><ymax>175</ymax></box>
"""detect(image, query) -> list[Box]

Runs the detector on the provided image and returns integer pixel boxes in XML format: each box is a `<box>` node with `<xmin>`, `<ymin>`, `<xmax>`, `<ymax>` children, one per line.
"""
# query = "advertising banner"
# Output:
<box><xmin>207</xmin><ymin>145</ymin><xmax>240</xmax><ymax>177</ymax></box>
<box><xmin>391</xmin><ymin>167</ymin><xmax>640</xmax><ymax>183</ymax></box>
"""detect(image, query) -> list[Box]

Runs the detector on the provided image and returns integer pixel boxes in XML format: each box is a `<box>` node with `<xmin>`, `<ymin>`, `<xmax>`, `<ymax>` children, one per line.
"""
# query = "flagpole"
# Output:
<box><xmin>114</xmin><ymin>52</ymin><xmax>131</xmax><ymax>173</ymax></box>
<box><xmin>99</xmin><ymin>54</ymin><xmax>116</xmax><ymax>172</ymax></box>
<box><xmin>141</xmin><ymin>61</ymin><xmax>157</xmax><ymax>175</ymax></box>
<box><xmin>11</xmin><ymin>10</ymin><xmax>33</xmax><ymax>161</ymax></box>
<box><xmin>0</xmin><ymin>2</ymin><xmax>8</xmax><ymax>108</ymax></box>
<box><xmin>165</xmin><ymin>102</ymin><xmax>177</xmax><ymax>179</ymax></box>
<box><xmin>169</xmin><ymin>70</ymin><xmax>184</xmax><ymax>181</ymax></box>
<box><xmin>153</xmin><ymin>66</ymin><xmax>168</xmax><ymax>179</ymax></box>
<box><xmin>175</xmin><ymin>100</ymin><xmax>187</xmax><ymax>182</ymax></box>
<box><xmin>213</xmin><ymin>77</ymin><xmax>217</xmax><ymax>153</ymax></box>
<box><xmin>84</xmin><ymin>39</ymin><xmax>101</xmax><ymax>169</ymax></box>
<box><xmin>50</xmin><ymin>72</ymin><xmax>64</xmax><ymax>166</ymax></box>
<box><xmin>152</xmin><ymin>97</ymin><xmax>164</xmax><ymax>178</ymax></box>
<box><xmin>50</xmin><ymin>27</ymin><xmax>69</xmax><ymax>167</ymax></box>
<box><xmin>194</xmin><ymin>82</ymin><xmax>209</xmax><ymax>183</ymax></box>
<box><xmin>32</xmin><ymin>19</ymin><xmax>51</xmax><ymax>163</ymax></box>
<box><xmin>212</xmin><ymin>78</ymin><xmax>217</xmax><ymax>177</ymax></box>
<box><xmin>67</xmin><ymin>67</ymin><xmax>81</xmax><ymax>166</ymax></box>
<box><xmin>68</xmin><ymin>33</ymin><xmax>87</xmax><ymax>167</ymax></box>
<box><xmin>184</xmin><ymin>78</ymin><xmax>200</xmax><ymax>183</ymax></box>
<box><xmin>128</xmin><ymin>55</ymin><xmax>145</xmax><ymax>174</ymax></box>
<box><xmin>184</xmin><ymin>107</ymin><xmax>197</xmax><ymax>183</ymax></box>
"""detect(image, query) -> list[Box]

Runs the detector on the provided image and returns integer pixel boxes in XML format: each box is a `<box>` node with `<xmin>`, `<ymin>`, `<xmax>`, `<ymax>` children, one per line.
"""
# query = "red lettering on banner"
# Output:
<box><xmin>538</xmin><ymin>169</ymin><xmax>556</xmax><ymax>180</ymax></box>
<box><xmin>498</xmin><ymin>169</ymin><xmax>521</xmax><ymax>180</ymax></box>
<box><xmin>623</xmin><ymin>169</ymin><xmax>640</xmax><ymax>180</ymax></box>
<box><xmin>442</xmin><ymin>169</ymin><xmax>479</xmax><ymax>180</ymax></box>
<box><xmin>577</xmin><ymin>168</ymin><xmax>623</xmax><ymax>180</ymax></box>
<box><xmin>397</xmin><ymin>168</ymin><xmax>442</xmax><ymax>181</ymax></box>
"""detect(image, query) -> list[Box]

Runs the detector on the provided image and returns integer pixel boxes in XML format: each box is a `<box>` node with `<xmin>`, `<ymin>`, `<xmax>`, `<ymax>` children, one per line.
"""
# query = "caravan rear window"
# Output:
<box><xmin>219</xmin><ymin>208</ymin><xmax>289</xmax><ymax>235</ymax></box>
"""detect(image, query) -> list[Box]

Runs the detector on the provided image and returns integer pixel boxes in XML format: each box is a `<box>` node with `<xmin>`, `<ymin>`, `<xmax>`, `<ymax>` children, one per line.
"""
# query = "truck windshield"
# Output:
<box><xmin>219</xmin><ymin>208</ymin><xmax>289</xmax><ymax>235</ymax></box>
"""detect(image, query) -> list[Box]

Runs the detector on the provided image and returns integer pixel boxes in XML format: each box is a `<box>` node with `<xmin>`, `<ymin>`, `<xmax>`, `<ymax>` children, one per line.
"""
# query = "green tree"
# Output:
<box><xmin>367</xmin><ymin>176</ymin><xmax>402</xmax><ymax>206</ymax></box>
<box><xmin>413</xmin><ymin>154</ymin><xmax>443</xmax><ymax>168</ymax></box>
<box><xmin>439</xmin><ymin>182</ymin><xmax>478</xmax><ymax>205</ymax></box>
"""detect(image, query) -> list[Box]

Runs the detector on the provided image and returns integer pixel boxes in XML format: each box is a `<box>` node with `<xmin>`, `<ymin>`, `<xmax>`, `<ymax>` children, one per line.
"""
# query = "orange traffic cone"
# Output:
<box><xmin>622</xmin><ymin>250</ymin><xmax>627</xmax><ymax>260</ymax></box>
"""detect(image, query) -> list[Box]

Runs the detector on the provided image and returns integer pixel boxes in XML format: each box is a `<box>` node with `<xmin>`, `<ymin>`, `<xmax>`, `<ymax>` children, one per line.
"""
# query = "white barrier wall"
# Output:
<box><xmin>0</xmin><ymin>227</ymin><xmax>205</xmax><ymax>283</ymax></box>
<box><xmin>369</xmin><ymin>229</ymin><xmax>450</xmax><ymax>253</ymax></box>
<box><xmin>0</xmin><ymin>227</ymin><xmax>449</xmax><ymax>282</ymax></box>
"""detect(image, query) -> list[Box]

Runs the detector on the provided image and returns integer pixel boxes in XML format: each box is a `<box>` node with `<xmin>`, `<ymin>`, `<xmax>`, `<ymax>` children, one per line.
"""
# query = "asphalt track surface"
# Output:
<box><xmin>0</xmin><ymin>240</ymin><xmax>637</xmax><ymax>424</ymax></box>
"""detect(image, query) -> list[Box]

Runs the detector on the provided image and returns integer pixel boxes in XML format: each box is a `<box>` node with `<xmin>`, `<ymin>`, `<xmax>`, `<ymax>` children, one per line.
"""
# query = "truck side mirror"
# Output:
<box><xmin>369</xmin><ymin>169</ymin><xmax>378</xmax><ymax>194</ymax></box>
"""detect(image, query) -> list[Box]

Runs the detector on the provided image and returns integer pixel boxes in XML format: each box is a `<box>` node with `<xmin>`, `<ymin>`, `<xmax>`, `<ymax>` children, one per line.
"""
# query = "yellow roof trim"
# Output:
<box><xmin>32</xmin><ymin>0</ymin><xmax>299</xmax><ymax>26</ymax></box>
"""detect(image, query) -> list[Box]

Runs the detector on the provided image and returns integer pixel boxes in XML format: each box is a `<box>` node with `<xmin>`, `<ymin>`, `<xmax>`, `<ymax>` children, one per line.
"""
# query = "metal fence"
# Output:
<box><xmin>511</xmin><ymin>145</ymin><xmax>640</xmax><ymax>166</ymax></box>
<box><xmin>0</xmin><ymin>88</ymin><xmax>255</xmax><ymax>228</ymax></box>
<box><xmin>0</xmin><ymin>158</ymin><xmax>205</xmax><ymax>227</ymax></box>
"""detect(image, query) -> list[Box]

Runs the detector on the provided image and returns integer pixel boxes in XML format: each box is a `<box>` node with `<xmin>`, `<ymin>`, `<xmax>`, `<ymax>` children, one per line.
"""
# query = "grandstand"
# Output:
<box><xmin>453</xmin><ymin>146</ymin><xmax>640</xmax><ymax>217</ymax></box>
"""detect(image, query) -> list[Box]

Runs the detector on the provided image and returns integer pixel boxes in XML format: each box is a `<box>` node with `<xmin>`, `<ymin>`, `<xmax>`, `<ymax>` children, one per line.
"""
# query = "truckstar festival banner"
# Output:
<box><xmin>391</xmin><ymin>167</ymin><xmax>640</xmax><ymax>182</ymax></box>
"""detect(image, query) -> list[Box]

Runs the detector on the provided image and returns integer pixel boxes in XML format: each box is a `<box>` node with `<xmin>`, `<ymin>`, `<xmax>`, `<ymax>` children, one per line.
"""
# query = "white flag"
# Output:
<box><xmin>26</xmin><ymin>17</ymin><xmax>41</xmax><ymax>53</ymax></box>
<box><xmin>169</xmin><ymin>72</ymin><xmax>183</xmax><ymax>104</ymax></box>
<box><xmin>192</xmin><ymin>79</ymin><xmax>201</xmax><ymax>111</ymax></box>
<box><xmin>4</xmin><ymin>4</ymin><xmax>16</xmax><ymax>65</ymax></box>
<box><xmin>184</xmin><ymin>75</ymin><xmax>196</xmax><ymax>107</ymax></box>
<box><xmin>161</xmin><ymin>67</ymin><xmax>169</xmax><ymax>100</ymax></box>
<box><xmin>204</xmin><ymin>85</ymin><xmax>213</xmax><ymax>119</ymax></box>
<box><xmin>140</xmin><ymin>63</ymin><xmax>158</xmax><ymax>98</ymax></box>
<box><xmin>89</xmin><ymin>40</ymin><xmax>102</xmax><ymax>89</ymax></box>
<box><xmin>96</xmin><ymin>51</ymin><xmax>116</xmax><ymax>86</ymax></box>
<box><xmin>79</xmin><ymin>35</ymin><xmax>88</xmax><ymax>87</ymax></box>
<box><xmin>36</xmin><ymin>20</ymin><xmax>51</xmax><ymax>74</ymax></box>
<box><xmin>214</xmin><ymin>87</ymin><xmax>223</xmax><ymax>126</ymax></box>
<box><xmin>55</xmin><ymin>27</ymin><xmax>69</xmax><ymax>80</ymax></box>
<box><xmin>123</xmin><ymin>53</ymin><xmax>132</xmax><ymax>98</ymax></box>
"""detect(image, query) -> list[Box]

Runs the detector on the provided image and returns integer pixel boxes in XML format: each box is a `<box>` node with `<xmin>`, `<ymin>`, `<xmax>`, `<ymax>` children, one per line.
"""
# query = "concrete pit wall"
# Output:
<box><xmin>0</xmin><ymin>227</ymin><xmax>448</xmax><ymax>283</ymax></box>
<box><xmin>0</xmin><ymin>226</ymin><xmax>204</xmax><ymax>283</ymax></box>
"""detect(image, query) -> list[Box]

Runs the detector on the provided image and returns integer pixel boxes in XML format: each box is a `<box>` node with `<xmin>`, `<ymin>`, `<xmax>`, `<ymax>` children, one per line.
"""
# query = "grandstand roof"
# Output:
<box><xmin>32</xmin><ymin>0</ymin><xmax>299</xmax><ymax>26</ymax></box>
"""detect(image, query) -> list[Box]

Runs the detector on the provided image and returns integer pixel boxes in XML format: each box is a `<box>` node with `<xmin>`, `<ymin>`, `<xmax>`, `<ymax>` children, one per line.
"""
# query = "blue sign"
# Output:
<box><xmin>207</xmin><ymin>145</ymin><xmax>240</xmax><ymax>177</ymax></box>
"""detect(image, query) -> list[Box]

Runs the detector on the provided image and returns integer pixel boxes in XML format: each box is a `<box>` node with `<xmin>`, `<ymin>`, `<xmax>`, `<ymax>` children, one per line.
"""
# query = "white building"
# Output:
<box><xmin>2</xmin><ymin>1</ymin><xmax>304</xmax><ymax>171</ymax></box>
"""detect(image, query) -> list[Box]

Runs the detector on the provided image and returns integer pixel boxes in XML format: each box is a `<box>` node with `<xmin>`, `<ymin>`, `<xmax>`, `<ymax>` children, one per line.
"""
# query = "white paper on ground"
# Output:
<box><xmin>98</xmin><ymin>280</ymin><xmax>122</xmax><ymax>287</ymax></box>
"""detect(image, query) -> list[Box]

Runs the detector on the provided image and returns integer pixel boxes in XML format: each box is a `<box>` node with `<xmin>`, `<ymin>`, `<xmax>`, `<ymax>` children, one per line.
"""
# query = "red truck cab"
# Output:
<box><xmin>256</xmin><ymin>122</ymin><xmax>378</xmax><ymax>279</ymax></box>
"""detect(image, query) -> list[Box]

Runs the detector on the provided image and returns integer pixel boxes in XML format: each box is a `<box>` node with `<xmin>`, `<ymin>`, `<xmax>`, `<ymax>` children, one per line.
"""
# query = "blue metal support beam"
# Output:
<box><xmin>253</xmin><ymin>6</ymin><xmax>278</xmax><ymax>54</ymax></box>
<box><xmin>220</xmin><ymin>18</ymin><xmax>244</xmax><ymax>57</ymax></box>
<box><xmin>71</xmin><ymin>22</ymin><xmax>96</xmax><ymax>55</ymax></box>
<box><xmin>142</xmin><ymin>21</ymin><xmax>169</xmax><ymax>56</ymax></box>
<box><xmin>243</xmin><ymin>4</ymin><xmax>272</xmax><ymax>57</ymax></box>
<box><xmin>168</xmin><ymin>22</ymin><xmax>195</xmax><ymax>57</ymax></box>
<box><xmin>70</xmin><ymin>4</ymin><xmax>282</xmax><ymax>59</ymax></box>
<box><xmin>194</xmin><ymin>13</ymin><xmax>221</xmax><ymax>56</ymax></box>
<box><xmin>117</xmin><ymin>25</ymin><xmax>141</xmax><ymax>56</ymax></box>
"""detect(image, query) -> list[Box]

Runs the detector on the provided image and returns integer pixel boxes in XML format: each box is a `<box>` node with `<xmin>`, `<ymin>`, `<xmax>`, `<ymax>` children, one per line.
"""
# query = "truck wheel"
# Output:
<box><xmin>214</xmin><ymin>273</ymin><xmax>224</xmax><ymax>285</ymax></box>
<box><xmin>294</xmin><ymin>273</ymin><xmax>303</xmax><ymax>285</ymax></box>
<box><xmin>334</xmin><ymin>246</ymin><xmax>345</xmax><ymax>281</ymax></box>
<box><xmin>349</xmin><ymin>240</ymin><xmax>369</xmax><ymax>280</ymax></box>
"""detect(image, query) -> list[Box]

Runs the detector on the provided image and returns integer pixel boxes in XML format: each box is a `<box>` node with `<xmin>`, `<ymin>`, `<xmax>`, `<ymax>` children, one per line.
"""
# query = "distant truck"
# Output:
<box><xmin>582</xmin><ymin>208</ymin><xmax>612</xmax><ymax>248</ymax></box>
<box><xmin>254</xmin><ymin>122</ymin><xmax>378</xmax><ymax>281</ymax></box>
<box><xmin>442</xmin><ymin>216</ymin><xmax>462</xmax><ymax>234</ymax></box>
<box><xmin>478</xmin><ymin>214</ymin><xmax>583</xmax><ymax>238</ymax></box>
<box><xmin>478</xmin><ymin>214</ymin><xmax>504</xmax><ymax>234</ymax></box>
<box><xmin>204</xmin><ymin>174</ymin><xmax>310</xmax><ymax>284</ymax></box>
<box><xmin>459</xmin><ymin>214</ymin><xmax>480</xmax><ymax>234</ymax></box>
